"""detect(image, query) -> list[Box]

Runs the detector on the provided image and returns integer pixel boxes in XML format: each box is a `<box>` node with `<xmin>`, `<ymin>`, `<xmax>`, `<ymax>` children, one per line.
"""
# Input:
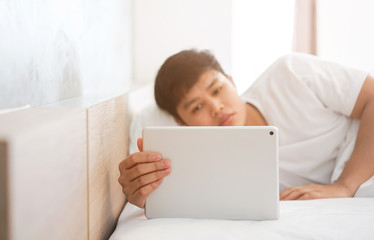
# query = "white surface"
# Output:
<box><xmin>0</xmin><ymin>105</ymin><xmax>30</xmax><ymax>115</ymax></box>
<box><xmin>0</xmin><ymin>107</ymin><xmax>88</xmax><ymax>239</ymax></box>
<box><xmin>143</xmin><ymin>126</ymin><xmax>279</xmax><ymax>220</ymax></box>
<box><xmin>232</xmin><ymin>0</ymin><xmax>295</xmax><ymax>94</ymax></box>
<box><xmin>0</xmin><ymin>0</ymin><xmax>131</xmax><ymax>109</ymax></box>
<box><xmin>317</xmin><ymin>0</ymin><xmax>374</xmax><ymax>72</ymax></box>
<box><xmin>110</xmin><ymin>198</ymin><xmax>374</xmax><ymax>240</ymax></box>
<box><xmin>128</xmin><ymin>101</ymin><xmax>178</xmax><ymax>154</ymax></box>
<box><xmin>132</xmin><ymin>0</ymin><xmax>232</xmax><ymax>84</ymax></box>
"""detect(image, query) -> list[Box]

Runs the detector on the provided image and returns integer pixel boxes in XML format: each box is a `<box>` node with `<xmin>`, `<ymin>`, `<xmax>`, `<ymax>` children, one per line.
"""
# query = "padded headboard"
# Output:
<box><xmin>0</xmin><ymin>94</ymin><xmax>128</xmax><ymax>240</ymax></box>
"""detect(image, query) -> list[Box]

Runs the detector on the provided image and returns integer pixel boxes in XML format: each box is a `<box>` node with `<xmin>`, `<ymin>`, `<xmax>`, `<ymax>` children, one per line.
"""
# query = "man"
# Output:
<box><xmin>118</xmin><ymin>49</ymin><xmax>374</xmax><ymax>209</ymax></box>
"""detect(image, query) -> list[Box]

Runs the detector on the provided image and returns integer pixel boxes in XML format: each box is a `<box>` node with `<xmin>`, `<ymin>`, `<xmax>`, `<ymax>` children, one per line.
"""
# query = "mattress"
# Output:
<box><xmin>110</xmin><ymin>198</ymin><xmax>374</xmax><ymax>240</ymax></box>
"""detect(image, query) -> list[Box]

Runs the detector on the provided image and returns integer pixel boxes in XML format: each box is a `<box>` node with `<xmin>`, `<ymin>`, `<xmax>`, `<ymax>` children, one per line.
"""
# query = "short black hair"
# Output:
<box><xmin>154</xmin><ymin>49</ymin><xmax>227</xmax><ymax>119</ymax></box>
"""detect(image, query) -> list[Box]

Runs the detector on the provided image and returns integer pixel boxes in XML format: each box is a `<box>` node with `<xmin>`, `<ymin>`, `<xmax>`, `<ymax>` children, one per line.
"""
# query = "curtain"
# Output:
<box><xmin>292</xmin><ymin>0</ymin><xmax>316</xmax><ymax>55</ymax></box>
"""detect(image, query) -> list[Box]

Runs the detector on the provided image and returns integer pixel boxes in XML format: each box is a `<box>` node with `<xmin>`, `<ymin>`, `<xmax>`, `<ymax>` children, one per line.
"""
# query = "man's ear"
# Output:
<box><xmin>174</xmin><ymin>117</ymin><xmax>186</xmax><ymax>126</ymax></box>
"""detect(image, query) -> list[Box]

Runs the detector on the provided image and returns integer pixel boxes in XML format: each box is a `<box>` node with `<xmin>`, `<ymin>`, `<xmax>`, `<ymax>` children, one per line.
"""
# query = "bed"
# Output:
<box><xmin>111</xmin><ymin>198</ymin><xmax>374</xmax><ymax>240</ymax></box>
<box><xmin>111</xmin><ymin>85</ymin><xmax>374</xmax><ymax>240</ymax></box>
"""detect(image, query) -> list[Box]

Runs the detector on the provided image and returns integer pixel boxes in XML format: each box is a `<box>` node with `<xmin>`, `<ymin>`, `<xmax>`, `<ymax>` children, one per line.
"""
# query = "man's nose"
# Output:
<box><xmin>210</xmin><ymin>100</ymin><xmax>224</xmax><ymax>117</ymax></box>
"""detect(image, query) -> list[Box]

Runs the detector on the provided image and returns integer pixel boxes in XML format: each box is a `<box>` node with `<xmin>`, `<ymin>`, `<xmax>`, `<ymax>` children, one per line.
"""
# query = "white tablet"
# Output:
<box><xmin>143</xmin><ymin>126</ymin><xmax>279</xmax><ymax>220</ymax></box>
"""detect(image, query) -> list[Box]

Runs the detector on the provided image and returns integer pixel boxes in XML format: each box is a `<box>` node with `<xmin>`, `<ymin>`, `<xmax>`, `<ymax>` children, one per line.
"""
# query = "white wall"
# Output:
<box><xmin>132</xmin><ymin>0</ymin><xmax>232</xmax><ymax>85</ymax></box>
<box><xmin>232</xmin><ymin>0</ymin><xmax>295</xmax><ymax>94</ymax></box>
<box><xmin>0</xmin><ymin>0</ymin><xmax>132</xmax><ymax>110</ymax></box>
<box><xmin>317</xmin><ymin>0</ymin><xmax>374</xmax><ymax>72</ymax></box>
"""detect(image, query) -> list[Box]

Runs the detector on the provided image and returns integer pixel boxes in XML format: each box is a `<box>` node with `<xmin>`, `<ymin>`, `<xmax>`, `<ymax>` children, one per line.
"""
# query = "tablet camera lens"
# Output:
<box><xmin>269</xmin><ymin>131</ymin><xmax>274</xmax><ymax>136</ymax></box>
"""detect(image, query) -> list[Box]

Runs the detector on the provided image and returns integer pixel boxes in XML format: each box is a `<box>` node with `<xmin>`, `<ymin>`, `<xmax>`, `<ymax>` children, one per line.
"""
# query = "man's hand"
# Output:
<box><xmin>279</xmin><ymin>182</ymin><xmax>355</xmax><ymax>200</ymax></box>
<box><xmin>118</xmin><ymin>138</ymin><xmax>171</xmax><ymax>208</ymax></box>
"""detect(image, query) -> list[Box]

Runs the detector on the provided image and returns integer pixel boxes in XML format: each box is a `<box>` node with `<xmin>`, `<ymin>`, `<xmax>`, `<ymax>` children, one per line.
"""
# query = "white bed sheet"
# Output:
<box><xmin>110</xmin><ymin>198</ymin><xmax>374</xmax><ymax>240</ymax></box>
<box><xmin>119</xmin><ymin>88</ymin><xmax>374</xmax><ymax>240</ymax></box>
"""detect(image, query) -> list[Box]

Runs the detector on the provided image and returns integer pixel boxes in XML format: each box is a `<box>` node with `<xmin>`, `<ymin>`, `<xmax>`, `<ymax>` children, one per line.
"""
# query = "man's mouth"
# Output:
<box><xmin>219</xmin><ymin>114</ymin><xmax>234</xmax><ymax>126</ymax></box>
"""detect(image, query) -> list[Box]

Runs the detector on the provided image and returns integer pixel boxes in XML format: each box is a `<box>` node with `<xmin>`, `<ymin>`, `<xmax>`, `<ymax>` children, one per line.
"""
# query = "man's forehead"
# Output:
<box><xmin>180</xmin><ymin>73</ymin><xmax>225</xmax><ymax>109</ymax></box>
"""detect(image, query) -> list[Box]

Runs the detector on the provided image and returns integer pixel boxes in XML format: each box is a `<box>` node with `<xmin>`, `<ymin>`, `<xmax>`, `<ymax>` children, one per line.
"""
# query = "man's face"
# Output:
<box><xmin>176</xmin><ymin>70</ymin><xmax>248</xmax><ymax>126</ymax></box>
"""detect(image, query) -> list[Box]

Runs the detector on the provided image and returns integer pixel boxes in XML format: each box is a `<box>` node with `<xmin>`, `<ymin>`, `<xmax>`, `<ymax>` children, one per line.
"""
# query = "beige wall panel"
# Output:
<box><xmin>0</xmin><ymin>107</ymin><xmax>88</xmax><ymax>240</ymax></box>
<box><xmin>87</xmin><ymin>95</ymin><xmax>128</xmax><ymax>240</ymax></box>
<box><xmin>0</xmin><ymin>141</ymin><xmax>9</xmax><ymax>240</ymax></box>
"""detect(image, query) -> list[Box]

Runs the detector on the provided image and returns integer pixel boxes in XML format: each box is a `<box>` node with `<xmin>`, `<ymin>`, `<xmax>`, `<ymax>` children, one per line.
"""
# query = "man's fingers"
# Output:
<box><xmin>280</xmin><ymin>185</ymin><xmax>322</xmax><ymax>200</ymax></box>
<box><xmin>279</xmin><ymin>189</ymin><xmax>290</xmax><ymax>200</ymax></box>
<box><xmin>297</xmin><ymin>192</ymin><xmax>317</xmax><ymax>200</ymax></box>
<box><xmin>118</xmin><ymin>157</ymin><xmax>172</xmax><ymax>208</ymax></box>
<box><xmin>120</xmin><ymin>168</ymin><xmax>171</xmax><ymax>208</ymax></box>
<box><xmin>279</xmin><ymin>187</ymin><xmax>296</xmax><ymax>200</ymax></box>
<box><xmin>132</xmin><ymin>168</ymin><xmax>171</xmax><ymax>191</ymax></box>
<box><xmin>120</xmin><ymin>152</ymin><xmax>162</xmax><ymax>170</ymax></box>
<box><xmin>131</xmin><ymin>179</ymin><xmax>164</xmax><ymax>208</ymax></box>
<box><xmin>126</xmin><ymin>160</ymin><xmax>171</xmax><ymax>183</ymax></box>
<box><xmin>280</xmin><ymin>186</ymin><xmax>308</xmax><ymax>200</ymax></box>
<box><xmin>137</xmin><ymin>138</ymin><xmax>143</xmax><ymax>152</ymax></box>
<box><xmin>282</xmin><ymin>190</ymin><xmax>304</xmax><ymax>200</ymax></box>
<box><xmin>280</xmin><ymin>183</ymin><xmax>354</xmax><ymax>201</ymax></box>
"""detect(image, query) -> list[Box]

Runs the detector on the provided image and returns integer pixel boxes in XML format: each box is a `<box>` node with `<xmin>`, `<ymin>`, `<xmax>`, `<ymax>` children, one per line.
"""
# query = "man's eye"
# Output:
<box><xmin>192</xmin><ymin>104</ymin><xmax>202</xmax><ymax>113</ymax></box>
<box><xmin>213</xmin><ymin>86</ymin><xmax>223</xmax><ymax>95</ymax></box>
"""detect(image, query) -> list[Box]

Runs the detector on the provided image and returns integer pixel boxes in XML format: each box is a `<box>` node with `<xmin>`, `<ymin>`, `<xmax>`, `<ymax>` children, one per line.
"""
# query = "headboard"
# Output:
<box><xmin>0</xmin><ymin>94</ymin><xmax>128</xmax><ymax>240</ymax></box>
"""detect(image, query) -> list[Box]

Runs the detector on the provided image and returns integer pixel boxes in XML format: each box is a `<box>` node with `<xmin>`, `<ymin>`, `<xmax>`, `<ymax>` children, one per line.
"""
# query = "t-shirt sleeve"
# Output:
<box><xmin>279</xmin><ymin>53</ymin><xmax>368</xmax><ymax>116</ymax></box>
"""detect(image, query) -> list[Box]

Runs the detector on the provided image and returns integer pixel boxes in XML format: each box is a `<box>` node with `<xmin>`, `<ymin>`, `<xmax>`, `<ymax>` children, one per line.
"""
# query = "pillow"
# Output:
<box><xmin>129</xmin><ymin>101</ymin><xmax>178</xmax><ymax>154</ymax></box>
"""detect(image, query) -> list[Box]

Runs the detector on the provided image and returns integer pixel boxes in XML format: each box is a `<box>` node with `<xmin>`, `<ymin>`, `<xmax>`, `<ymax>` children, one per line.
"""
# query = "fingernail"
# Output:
<box><xmin>165</xmin><ymin>159</ymin><xmax>171</xmax><ymax>167</ymax></box>
<box><xmin>163</xmin><ymin>168</ymin><xmax>171</xmax><ymax>174</ymax></box>
<box><xmin>154</xmin><ymin>154</ymin><xmax>161</xmax><ymax>160</ymax></box>
<box><xmin>161</xmin><ymin>160</ymin><xmax>170</xmax><ymax>167</ymax></box>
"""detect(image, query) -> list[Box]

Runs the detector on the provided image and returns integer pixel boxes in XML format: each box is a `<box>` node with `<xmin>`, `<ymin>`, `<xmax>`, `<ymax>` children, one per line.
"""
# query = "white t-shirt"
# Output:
<box><xmin>241</xmin><ymin>53</ymin><xmax>368</xmax><ymax>191</ymax></box>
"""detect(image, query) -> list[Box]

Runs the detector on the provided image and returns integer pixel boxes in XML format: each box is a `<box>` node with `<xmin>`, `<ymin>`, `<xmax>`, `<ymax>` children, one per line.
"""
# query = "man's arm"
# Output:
<box><xmin>280</xmin><ymin>74</ymin><xmax>374</xmax><ymax>200</ymax></box>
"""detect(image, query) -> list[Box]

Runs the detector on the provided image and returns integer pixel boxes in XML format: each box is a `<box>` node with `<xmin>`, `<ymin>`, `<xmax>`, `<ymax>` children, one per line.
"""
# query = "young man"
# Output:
<box><xmin>118</xmin><ymin>50</ymin><xmax>374</xmax><ymax>209</ymax></box>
